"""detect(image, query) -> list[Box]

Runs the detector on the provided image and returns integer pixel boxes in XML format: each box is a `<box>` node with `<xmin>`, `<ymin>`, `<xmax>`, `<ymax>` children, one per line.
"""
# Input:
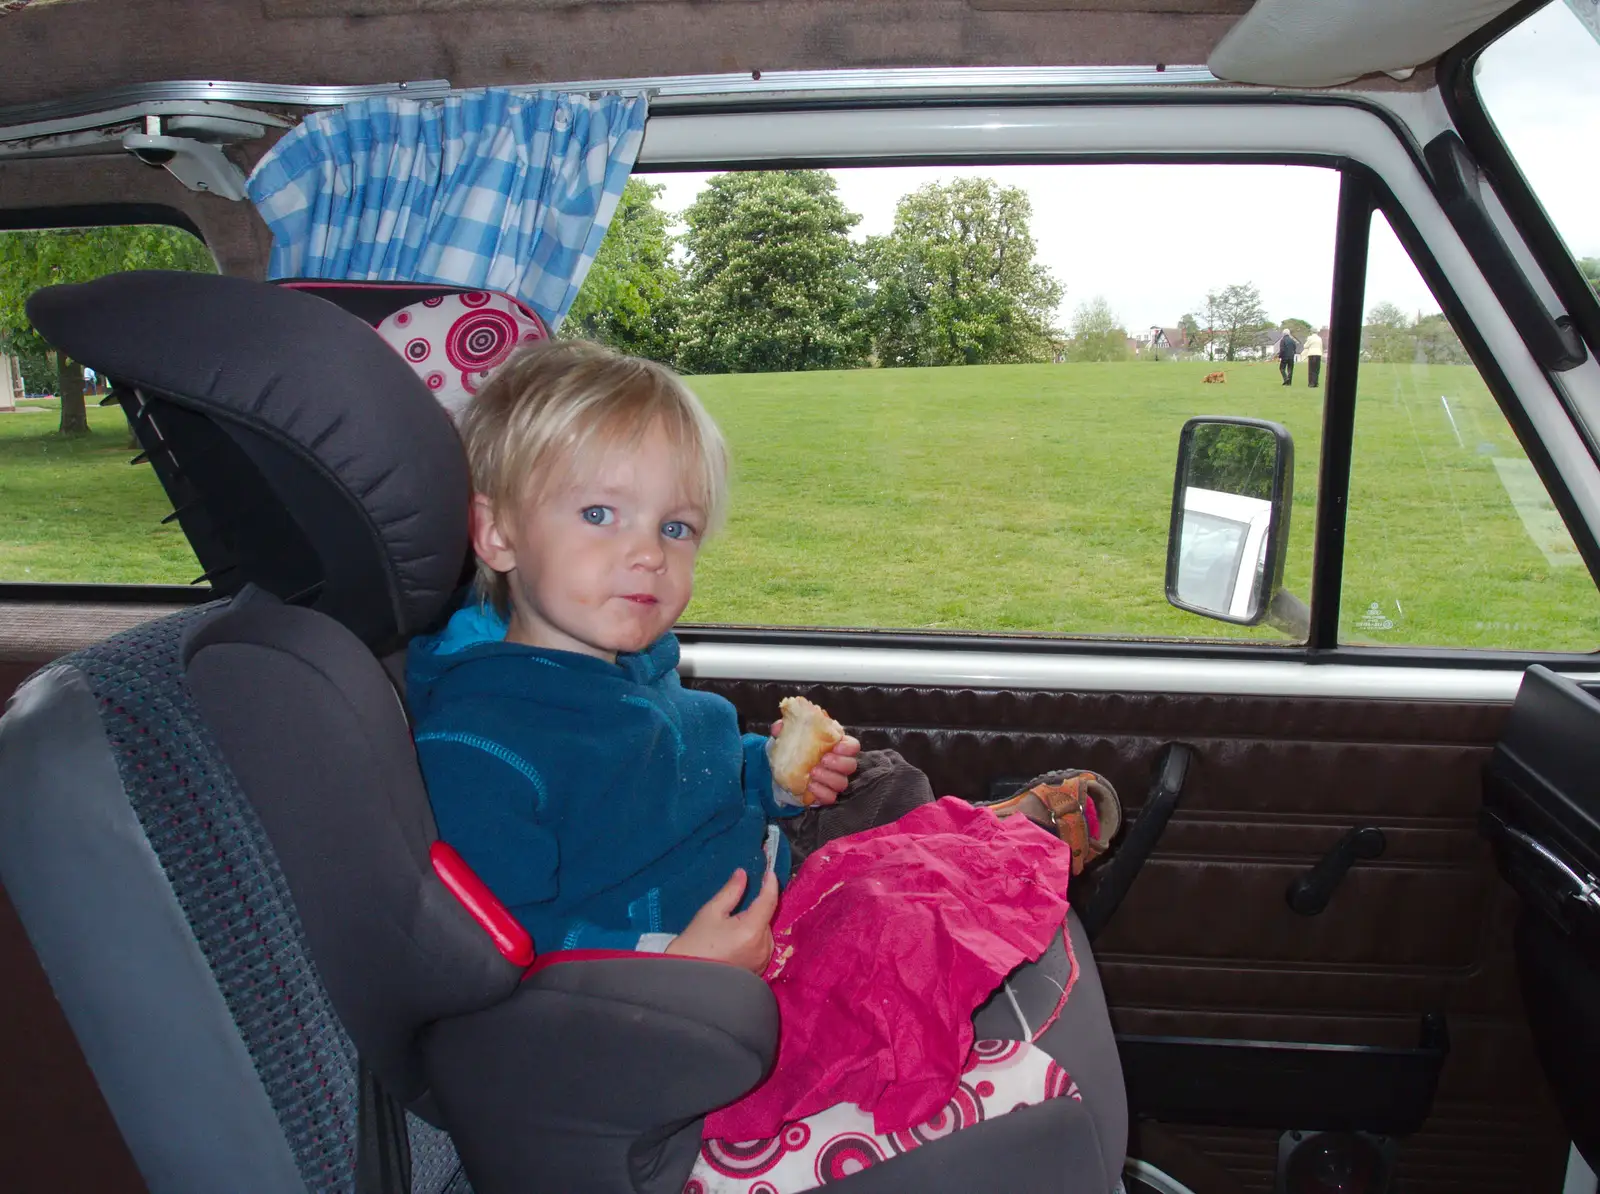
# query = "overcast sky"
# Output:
<box><xmin>642</xmin><ymin>1</ymin><xmax>1594</xmax><ymax>335</ymax></box>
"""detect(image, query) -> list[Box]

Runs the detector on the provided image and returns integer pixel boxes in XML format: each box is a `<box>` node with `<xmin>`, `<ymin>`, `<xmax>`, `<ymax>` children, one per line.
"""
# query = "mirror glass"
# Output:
<box><xmin>1171</xmin><ymin>422</ymin><xmax>1282</xmax><ymax>623</ymax></box>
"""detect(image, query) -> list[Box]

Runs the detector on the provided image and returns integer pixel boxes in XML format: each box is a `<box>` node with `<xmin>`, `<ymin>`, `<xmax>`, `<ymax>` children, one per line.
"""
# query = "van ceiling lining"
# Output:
<box><xmin>1208</xmin><ymin>0</ymin><xmax>1524</xmax><ymax>86</ymax></box>
<box><xmin>0</xmin><ymin>0</ymin><xmax>1498</xmax><ymax>110</ymax></box>
<box><xmin>967</xmin><ymin>0</ymin><xmax>1248</xmax><ymax>11</ymax></box>
<box><xmin>1</xmin><ymin>67</ymin><xmax>1222</xmax><ymax>132</ymax></box>
<box><xmin>0</xmin><ymin>1</ymin><xmax>1244</xmax><ymax>110</ymax></box>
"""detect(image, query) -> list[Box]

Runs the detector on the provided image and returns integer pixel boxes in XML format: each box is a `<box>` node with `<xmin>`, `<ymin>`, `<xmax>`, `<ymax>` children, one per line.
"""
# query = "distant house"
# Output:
<box><xmin>1149</xmin><ymin>326</ymin><xmax>1191</xmax><ymax>360</ymax></box>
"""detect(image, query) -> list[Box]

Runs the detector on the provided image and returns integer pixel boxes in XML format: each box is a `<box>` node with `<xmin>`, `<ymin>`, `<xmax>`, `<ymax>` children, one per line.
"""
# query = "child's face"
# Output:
<box><xmin>474</xmin><ymin>420</ymin><xmax>706</xmax><ymax>662</ymax></box>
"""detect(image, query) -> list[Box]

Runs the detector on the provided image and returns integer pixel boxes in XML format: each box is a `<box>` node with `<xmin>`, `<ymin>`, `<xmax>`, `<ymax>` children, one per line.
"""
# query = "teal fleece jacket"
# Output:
<box><xmin>406</xmin><ymin>605</ymin><xmax>798</xmax><ymax>952</ymax></box>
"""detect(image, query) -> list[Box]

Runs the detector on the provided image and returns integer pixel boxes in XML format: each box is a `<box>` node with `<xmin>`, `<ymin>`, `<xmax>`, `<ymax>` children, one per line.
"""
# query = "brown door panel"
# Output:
<box><xmin>1</xmin><ymin>603</ymin><xmax>183</xmax><ymax>704</ymax></box>
<box><xmin>0</xmin><ymin>882</ymin><xmax>148</xmax><ymax>1194</ymax></box>
<box><xmin>704</xmin><ymin>678</ymin><xmax>1514</xmax><ymax>995</ymax></box>
<box><xmin>1095</xmin><ymin>856</ymin><xmax>1490</xmax><ymax>968</ymax></box>
<box><xmin>1158</xmin><ymin>817</ymin><xmax>1480</xmax><ymax>866</ymax></box>
<box><xmin>706</xmin><ymin>680</ymin><xmax>1504</xmax><ymax>975</ymax></box>
<box><xmin>0</xmin><ymin>659</ymin><xmax>34</xmax><ymax>709</ymax></box>
<box><xmin>699</xmin><ymin>676</ymin><xmax>1566</xmax><ymax>1192</ymax></box>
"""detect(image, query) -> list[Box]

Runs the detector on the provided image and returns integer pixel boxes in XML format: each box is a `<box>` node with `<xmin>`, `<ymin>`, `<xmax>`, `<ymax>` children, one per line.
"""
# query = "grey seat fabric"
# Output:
<box><xmin>974</xmin><ymin>910</ymin><xmax>1129</xmax><ymax>1185</ymax></box>
<box><xmin>0</xmin><ymin>609</ymin><xmax>468</xmax><ymax>1194</ymax></box>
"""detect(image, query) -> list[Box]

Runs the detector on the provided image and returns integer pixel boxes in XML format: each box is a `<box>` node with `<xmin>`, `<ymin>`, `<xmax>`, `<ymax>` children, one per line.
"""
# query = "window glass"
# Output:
<box><xmin>1475</xmin><ymin>2</ymin><xmax>1600</xmax><ymax>294</ymax></box>
<box><xmin>566</xmin><ymin>164</ymin><xmax>1338</xmax><ymax>640</ymax></box>
<box><xmin>1341</xmin><ymin>211</ymin><xmax>1600</xmax><ymax>650</ymax></box>
<box><xmin>0</xmin><ymin>225</ymin><xmax>212</xmax><ymax>585</ymax></box>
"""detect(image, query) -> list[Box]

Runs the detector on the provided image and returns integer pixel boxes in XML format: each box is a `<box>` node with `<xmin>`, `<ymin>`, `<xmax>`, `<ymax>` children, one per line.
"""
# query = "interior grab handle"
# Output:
<box><xmin>1286</xmin><ymin>826</ymin><xmax>1386</xmax><ymax>916</ymax></box>
<box><xmin>1485</xmin><ymin>812</ymin><xmax>1600</xmax><ymax>915</ymax></box>
<box><xmin>1077</xmin><ymin>742</ymin><xmax>1193</xmax><ymax>940</ymax></box>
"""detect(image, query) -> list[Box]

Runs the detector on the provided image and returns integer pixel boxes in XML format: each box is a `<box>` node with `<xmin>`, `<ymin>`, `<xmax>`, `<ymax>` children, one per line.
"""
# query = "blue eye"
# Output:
<box><xmin>662</xmin><ymin>521</ymin><xmax>695</xmax><ymax>541</ymax></box>
<box><xmin>581</xmin><ymin>506</ymin><xmax>615</xmax><ymax>526</ymax></box>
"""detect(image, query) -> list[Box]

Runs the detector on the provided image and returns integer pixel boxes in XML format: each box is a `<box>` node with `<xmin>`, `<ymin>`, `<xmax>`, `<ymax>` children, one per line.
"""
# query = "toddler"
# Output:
<box><xmin>408</xmin><ymin>340</ymin><xmax>869</xmax><ymax>970</ymax></box>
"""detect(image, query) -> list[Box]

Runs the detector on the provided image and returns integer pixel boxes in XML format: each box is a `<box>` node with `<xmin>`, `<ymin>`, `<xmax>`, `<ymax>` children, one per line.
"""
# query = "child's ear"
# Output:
<box><xmin>469</xmin><ymin>493</ymin><xmax>517</xmax><ymax>576</ymax></box>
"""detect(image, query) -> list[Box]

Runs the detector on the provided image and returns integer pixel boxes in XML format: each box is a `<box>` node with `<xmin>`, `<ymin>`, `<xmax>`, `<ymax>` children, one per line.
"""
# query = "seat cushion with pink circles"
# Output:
<box><xmin>274</xmin><ymin>280</ymin><xmax>551</xmax><ymax>419</ymax></box>
<box><xmin>375</xmin><ymin>290</ymin><xmax>550</xmax><ymax>417</ymax></box>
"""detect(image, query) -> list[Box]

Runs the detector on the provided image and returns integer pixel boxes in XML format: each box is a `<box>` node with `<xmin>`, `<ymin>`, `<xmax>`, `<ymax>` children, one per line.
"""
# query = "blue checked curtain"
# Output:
<box><xmin>247</xmin><ymin>88</ymin><xmax>648</xmax><ymax>329</ymax></box>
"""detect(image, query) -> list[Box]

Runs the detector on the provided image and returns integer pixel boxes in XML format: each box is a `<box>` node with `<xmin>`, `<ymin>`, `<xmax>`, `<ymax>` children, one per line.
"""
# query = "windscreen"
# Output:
<box><xmin>1474</xmin><ymin>2</ymin><xmax>1600</xmax><ymax>290</ymax></box>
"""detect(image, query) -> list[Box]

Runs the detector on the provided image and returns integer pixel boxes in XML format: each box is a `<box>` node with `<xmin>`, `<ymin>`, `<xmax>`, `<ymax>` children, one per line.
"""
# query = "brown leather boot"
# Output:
<box><xmin>983</xmin><ymin>769</ymin><xmax>1122</xmax><ymax>875</ymax></box>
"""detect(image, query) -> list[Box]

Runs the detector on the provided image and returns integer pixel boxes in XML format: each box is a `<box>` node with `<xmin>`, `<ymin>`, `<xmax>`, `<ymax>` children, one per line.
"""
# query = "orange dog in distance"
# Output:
<box><xmin>1202</xmin><ymin>371</ymin><xmax>1227</xmax><ymax>384</ymax></box>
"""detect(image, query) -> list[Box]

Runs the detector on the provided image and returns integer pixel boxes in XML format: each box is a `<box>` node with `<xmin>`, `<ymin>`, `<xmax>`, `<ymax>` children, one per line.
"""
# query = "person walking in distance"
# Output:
<box><xmin>1304</xmin><ymin>327</ymin><xmax>1325</xmax><ymax>387</ymax></box>
<box><xmin>1276</xmin><ymin>327</ymin><xmax>1300</xmax><ymax>386</ymax></box>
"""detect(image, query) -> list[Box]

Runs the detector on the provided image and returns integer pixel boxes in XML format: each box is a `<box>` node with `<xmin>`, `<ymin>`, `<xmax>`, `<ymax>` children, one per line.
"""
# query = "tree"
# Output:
<box><xmin>1281</xmin><ymin>317</ymin><xmax>1313</xmax><ymax>343</ymax></box>
<box><xmin>0</xmin><ymin>225</ymin><xmax>214</xmax><ymax>434</ymax></box>
<box><xmin>1413</xmin><ymin>312</ymin><xmax>1468</xmax><ymax>364</ymax></box>
<box><xmin>1362</xmin><ymin>301</ymin><xmax>1414</xmax><ymax>364</ymax></box>
<box><xmin>676</xmin><ymin>171</ymin><xmax>868</xmax><ymax>374</ymax></box>
<box><xmin>563</xmin><ymin>179</ymin><xmax>683</xmax><ymax>365</ymax></box>
<box><xmin>1177</xmin><ymin>312</ymin><xmax>1204</xmax><ymax>359</ymax></box>
<box><xmin>861</xmin><ymin>178</ymin><xmax>1063</xmax><ymax>367</ymax></box>
<box><xmin>1189</xmin><ymin>423</ymin><xmax>1277</xmax><ymax>500</ymax></box>
<box><xmin>1201</xmin><ymin>283</ymin><xmax>1269</xmax><ymax>362</ymax></box>
<box><xmin>1579</xmin><ymin>257</ymin><xmax>1600</xmax><ymax>298</ymax></box>
<box><xmin>1067</xmin><ymin>295</ymin><xmax>1128</xmax><ymax>362</ymax></box>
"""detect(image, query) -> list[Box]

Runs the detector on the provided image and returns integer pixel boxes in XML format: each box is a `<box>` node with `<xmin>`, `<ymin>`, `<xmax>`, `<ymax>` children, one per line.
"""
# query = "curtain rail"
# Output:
<box><xmin>0</xmin><ymin>65</ymin><xmax>1218</xmax><ymax>131</ymax></box>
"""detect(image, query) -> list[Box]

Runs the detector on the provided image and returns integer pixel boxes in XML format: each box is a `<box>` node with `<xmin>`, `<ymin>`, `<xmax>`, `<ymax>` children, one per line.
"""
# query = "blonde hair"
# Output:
<box><xmin>460</xmin><ymin>340</ymin><xmax>729</xmax><ymax>614</ymax></box>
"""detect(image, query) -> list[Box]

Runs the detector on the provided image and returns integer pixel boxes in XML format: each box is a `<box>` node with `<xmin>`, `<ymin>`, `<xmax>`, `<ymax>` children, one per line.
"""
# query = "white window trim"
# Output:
<box><xmin>678</xmin><ymin>641</ymin><xmax>1595</xmax><ymax>702</ymax></box>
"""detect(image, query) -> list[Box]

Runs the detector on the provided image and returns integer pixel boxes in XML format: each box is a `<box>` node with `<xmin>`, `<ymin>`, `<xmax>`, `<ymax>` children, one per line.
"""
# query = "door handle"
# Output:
<box><xmin>1286</xmin><ymin>826</ymin><xmax>1386</xmax><ymax>916</ymax></box>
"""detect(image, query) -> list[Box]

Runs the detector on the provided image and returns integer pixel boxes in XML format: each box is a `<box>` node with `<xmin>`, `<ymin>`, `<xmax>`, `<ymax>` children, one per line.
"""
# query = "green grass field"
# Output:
<box><xmin>3</xmin><ymin>360</ymin><xmax>1597</xmax><ymax>652</ymax></box>
<box><xmin>0</xmin><ymin>399</ymin><xmax>204</xmax><ymax>586</ymax></box>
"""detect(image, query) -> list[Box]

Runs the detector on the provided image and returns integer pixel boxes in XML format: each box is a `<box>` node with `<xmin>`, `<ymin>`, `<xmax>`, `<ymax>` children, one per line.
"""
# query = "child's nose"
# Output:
<box><xmin>627</xmin><ymin>529</ymin><xmax>665</xmax><ymax>569</ymax></box>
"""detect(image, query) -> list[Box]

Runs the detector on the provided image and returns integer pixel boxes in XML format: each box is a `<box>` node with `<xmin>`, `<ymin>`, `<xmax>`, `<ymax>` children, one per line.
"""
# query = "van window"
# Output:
<box><xmin>570</xmin><ymin>164</ymin><xmax>1339</xmax><ymax>641</ymax></box>
<box><xmin>0</xmin><ymin>225</ymin><xmax>212</xmax><ymax>585</ymax></box>
<box><xmin>1340</xmin><ymin>211</ymin><xmax>1600</xmax><ymax>650</ymax></box>
<box><xmin>1474</xmin><ymin>1</ymin><xmax>1600</xmax><ymax>292</ymax></box>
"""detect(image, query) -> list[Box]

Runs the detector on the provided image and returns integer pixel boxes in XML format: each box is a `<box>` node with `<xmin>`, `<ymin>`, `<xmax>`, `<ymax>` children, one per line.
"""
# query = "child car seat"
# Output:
<box><xmin>0</xmin><ymin>271</ymin><xmax>1125</xmax><ymax>1194</ymax></box>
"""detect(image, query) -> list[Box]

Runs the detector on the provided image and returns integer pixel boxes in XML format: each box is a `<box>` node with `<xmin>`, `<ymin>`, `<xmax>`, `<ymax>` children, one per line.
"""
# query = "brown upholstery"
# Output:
<box><xmin>695</xmin><ymin>677</ymin><xmax>1568</xmax><ymax>1194</ymax></box>
<box><xmin>0</xmin><ymin>882</ymin><xmax>147</xmax><ymax>1193</ymax></box>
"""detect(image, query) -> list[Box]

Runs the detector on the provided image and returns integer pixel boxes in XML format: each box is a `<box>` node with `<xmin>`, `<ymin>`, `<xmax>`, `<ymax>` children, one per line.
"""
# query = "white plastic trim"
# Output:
<box><xmin>677</xmin><ymin>642</ymin><xmax>1598</xmax><ymax>702</ymax></box>
<box><xmin>568</xmin><ymin>64</ymin><xmax>1218</xmax><ymax>102</ymax></box>
<box><xmin>1208</xmin><ymin>0</ymin><xmax>1521</xmax><ymax>87</ymax></box>
<box><xmin>1565</xmin><ymin>1145</ymin><xmax>1599</xmax><ymax>1194</ymax></box>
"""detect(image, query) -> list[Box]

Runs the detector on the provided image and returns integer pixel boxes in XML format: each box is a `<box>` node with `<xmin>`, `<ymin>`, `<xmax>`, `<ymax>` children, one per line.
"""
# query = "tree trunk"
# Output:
<box><xmin>57</xmin><ymin>352</ymin><xmax>88</xmax><ymax>436</ymax></box>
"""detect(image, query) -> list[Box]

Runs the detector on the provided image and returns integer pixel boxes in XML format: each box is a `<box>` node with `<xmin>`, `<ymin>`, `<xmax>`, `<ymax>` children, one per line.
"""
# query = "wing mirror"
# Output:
<box><xmin>1166</xmin><ymin>417</ymin><xmax>1306</xmax><ymax>635</ymax></box>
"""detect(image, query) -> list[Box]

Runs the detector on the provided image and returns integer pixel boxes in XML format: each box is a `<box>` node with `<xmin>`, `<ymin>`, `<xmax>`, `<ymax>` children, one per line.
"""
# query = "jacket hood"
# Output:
<box><xmin>405</xmin><ymin>603</ymin><xmax>682</xmax><ymax>720</ymax></box>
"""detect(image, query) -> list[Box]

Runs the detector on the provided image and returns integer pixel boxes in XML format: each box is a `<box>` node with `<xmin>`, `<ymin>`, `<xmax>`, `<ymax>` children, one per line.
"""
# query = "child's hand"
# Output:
<box><xmin>770</xmin><ymin>720</ymin><xmax>861</xmax><ymax>807</ymax></box>
<box><xmin>666</xmin><ymin>868</ymin><xmax>779</xmax><ymax>974</ymax></box>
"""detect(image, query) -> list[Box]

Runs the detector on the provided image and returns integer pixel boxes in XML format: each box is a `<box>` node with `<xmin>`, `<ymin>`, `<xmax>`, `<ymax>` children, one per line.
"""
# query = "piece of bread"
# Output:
<box><xmin>770</xmin><ymin>696</ymin><xmax>845</xmax><ymax>804</ymax></box>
